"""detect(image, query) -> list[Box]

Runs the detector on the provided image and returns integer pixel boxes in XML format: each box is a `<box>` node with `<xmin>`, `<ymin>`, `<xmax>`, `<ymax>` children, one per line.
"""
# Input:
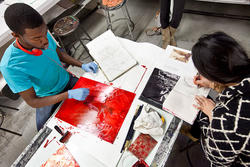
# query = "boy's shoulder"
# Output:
<box><xmin>0</xmin><ymin>43</ymin><xmax>15</xmax><ymax>67</ymax></box>
<box><xmin>0</xmin><ymin>43</ymin><xmax>25</xmax><ymax>69</ymax></box>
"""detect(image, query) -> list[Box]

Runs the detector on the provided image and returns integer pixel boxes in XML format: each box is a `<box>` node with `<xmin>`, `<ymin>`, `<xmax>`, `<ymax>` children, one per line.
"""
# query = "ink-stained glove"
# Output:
<box><xmin>81</xmin><ymin>62</ymin><xmax>98</xmax><ymax>73</ymax></box>
<box><xmin>68</xmin><ymin>88</ymin><xmax>89</xmax><ymax>101</ymax></box>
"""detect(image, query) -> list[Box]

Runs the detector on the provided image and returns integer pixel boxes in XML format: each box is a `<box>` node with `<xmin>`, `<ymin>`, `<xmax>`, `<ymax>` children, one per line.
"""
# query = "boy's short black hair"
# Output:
<box><xmin>192</xmin><ymin>32</ymin><xmax>250</xmax><ymax>84</ymax></box>
<box><xmin>4</xmin><ymin>3</ymin><xmax>44</xmax><ymax>35</ymax></box>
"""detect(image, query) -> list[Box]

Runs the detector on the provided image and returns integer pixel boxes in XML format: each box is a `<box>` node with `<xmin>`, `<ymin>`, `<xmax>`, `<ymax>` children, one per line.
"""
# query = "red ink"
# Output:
<box><xmin>59</xmin><ymin>126</ymin><xmax>65</xmax><ymax>131</ymax></box>
<box><xmin>134</xmin><ymin>65</ymin><xmax>148</xmax><ymax>93</ymax></box>
<box><xmin>44</xmin><ymin>137</ymin><xmax>56</xmax><ymax>148</ymax></box>
<box><xmin>55</xmin><ymin>77</ymin><xmax>135</xmax><ymax>143</ymax></box>
<box><xmin>44</xmin><ymin>140</ymin><xmax>49</xmax><ymax>148</ymax></box>
<box><xmin>41</xmin><ymin>145</ymin><xmax>79</xmax><ymax>167</ymax></box>
<box><xmin>57</xmin><ymin>119</ymin><xmax>62</xmax><ymax>123</ymax></box>
<box><xmin>132</xmin><ymin>159</ymin><xmax>149</xmax><ymax>167</ymax></box>
<box><xmin>128</xmin><ymin>134</ymin><xmax>157</xmax><ymax>160</ymax></box>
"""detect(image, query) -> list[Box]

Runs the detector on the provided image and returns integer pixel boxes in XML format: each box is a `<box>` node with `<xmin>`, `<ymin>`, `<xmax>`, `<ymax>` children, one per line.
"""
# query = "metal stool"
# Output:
<box><xmin>53</xmin><ymin>15</ymin><xmax>93</xmax><ymax>60</ymax></box>
<box><xmin>99</xmin><ymin>0</ymin><xmax>135</xmax><ymax>40</ymax></box>
<box><xmin>0</xmin><ymin>109</ymin><xmax>22</xmax><ymax>136</ymax></box>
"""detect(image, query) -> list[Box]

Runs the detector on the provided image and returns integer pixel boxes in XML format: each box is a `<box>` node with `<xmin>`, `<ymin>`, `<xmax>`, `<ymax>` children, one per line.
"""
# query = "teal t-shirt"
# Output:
<box><xmin>0</xmin><ymin>33</ymin><xmax>69</xmax><ymax>97</ymax></box>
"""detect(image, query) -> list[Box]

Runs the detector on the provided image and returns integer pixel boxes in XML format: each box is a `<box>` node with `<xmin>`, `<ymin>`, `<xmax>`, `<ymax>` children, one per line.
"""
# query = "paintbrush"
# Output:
<box><xmin>54</xmin><ymin>125</ymin><xmax>72</xmax><ymax>143</ymax></box>
<box><xmin>120</xmin><ymin>104</ymin><xmax>144</xmax><ymax>153</ymax></box>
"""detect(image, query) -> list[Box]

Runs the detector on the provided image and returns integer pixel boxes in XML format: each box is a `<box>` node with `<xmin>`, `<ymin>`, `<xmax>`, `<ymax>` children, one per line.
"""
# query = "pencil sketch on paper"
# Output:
<box><xmin>139</xmin><ymin>68</ymin><xmax>180</xmax><ymax>109</ymax></box>
<box><xmin>169</xmin><ymin>48</ymin><xmax>191</xmax><ymax>63</ymax></box>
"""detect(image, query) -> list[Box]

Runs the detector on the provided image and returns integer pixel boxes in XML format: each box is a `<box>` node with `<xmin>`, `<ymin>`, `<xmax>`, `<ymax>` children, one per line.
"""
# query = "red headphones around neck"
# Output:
<box><xmin>16</xmin><ymin>39</ymin><xmax>43</xmax><ymax>56</ymax></box>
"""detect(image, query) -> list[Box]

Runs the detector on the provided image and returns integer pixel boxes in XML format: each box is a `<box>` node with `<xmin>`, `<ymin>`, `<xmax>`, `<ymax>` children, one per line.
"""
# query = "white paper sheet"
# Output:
<box><xmin>86</xmin><ymin>30</ymin><xmax>137</xmax><ymax>81</ymax></box>
<box><xmin>163</xmin><ymin>76</ymin><xmax>210</xmax><ymax>124</ymax></box>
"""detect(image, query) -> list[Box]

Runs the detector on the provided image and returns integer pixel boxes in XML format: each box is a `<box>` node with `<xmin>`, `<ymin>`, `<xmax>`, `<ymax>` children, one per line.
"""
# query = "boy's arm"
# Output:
<box><xmin>19</xmin><ymin>87</ymin><xmax>68</xmax><ymax>108</ymax></box>
<box><xmin>56</xmin><ymin>47</ymin><xmax>98</xmax><ymax>73</ymax></box>
<box><xmin>56</xmin><ymin>47</ymin><xmax>82</xmax><ymax>67</ymax></box>
<box><xmin>19</xmin><ymin>87</ymin><xmax>89</xmax><ymax>108</ymax></box>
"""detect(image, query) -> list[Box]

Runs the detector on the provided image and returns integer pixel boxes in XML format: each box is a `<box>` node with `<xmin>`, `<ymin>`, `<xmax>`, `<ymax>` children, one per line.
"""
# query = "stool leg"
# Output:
<box><xmin>74</xmin><ymin>33</ymin><xmax>93</xmax><ymax>61</ymax></box>
<box><xmin>0</xmin><ymin>110</ymin><xmax>22</xmax><ymax>136</ymax></box>
<box><xmin>0</xmin><ymin>127</ymin><xmax>22</xmax><ymax>136</ymax></box>
<box><xmin>122</xmin><ymin>4</ymin><xmax>134</xmax><ymax>40</ymax></box>
<box><xmin>0</xmin><ymin>104</ymin><xmax>19</xmax><ymax>111</ymax></box>
<box><xmin>79</xmin><ymin>25</ymin><xmax>92</xmax><ymax>41</ymax></box>
<box><xmin>104</xmin><ymin>9</ymin><xmax>112</xmax><ymax>30</ymax></box>
<box><xmin>57</xmin><ymin>36</ymin><xmax>67</xmax><ymax>53</ymax></box>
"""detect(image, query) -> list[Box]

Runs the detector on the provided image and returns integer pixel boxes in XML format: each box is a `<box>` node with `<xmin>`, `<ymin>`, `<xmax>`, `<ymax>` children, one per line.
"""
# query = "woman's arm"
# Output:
<box><xmin>200</xmin><ymin>97</ymin><xmax>249</xmax><ymax>166</ymax></box>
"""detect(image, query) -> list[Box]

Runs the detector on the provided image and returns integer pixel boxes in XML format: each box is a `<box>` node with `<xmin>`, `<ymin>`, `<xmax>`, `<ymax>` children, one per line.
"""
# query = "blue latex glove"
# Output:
<box><xmin>68</xmin><ymin>88</ymin><xmax>89</xmax><ymax>101</ymax></box>
<box><xmin>81</xmin><ymin>62</ymin><xmax>98</xmax><ymax>73</ymax></box>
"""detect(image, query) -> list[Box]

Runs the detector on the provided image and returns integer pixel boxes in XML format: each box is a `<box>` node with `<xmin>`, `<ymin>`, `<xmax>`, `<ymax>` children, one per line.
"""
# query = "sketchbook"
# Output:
<box><xmin>140</xmin><ymin>68</ymin><xmax>209</xmax><ymax>125</ymax></box>
<box><xmin>86</xmin><ymin>30</ymin><xmax>137</xmax><ymax>81</ymax></box>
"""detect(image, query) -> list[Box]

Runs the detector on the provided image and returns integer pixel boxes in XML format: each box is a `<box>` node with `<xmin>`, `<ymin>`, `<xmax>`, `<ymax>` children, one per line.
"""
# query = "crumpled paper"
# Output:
<box><xmin>133</xmin><ymin>111</ymin><xmax>164</xmax><ymax>136</ymax></box>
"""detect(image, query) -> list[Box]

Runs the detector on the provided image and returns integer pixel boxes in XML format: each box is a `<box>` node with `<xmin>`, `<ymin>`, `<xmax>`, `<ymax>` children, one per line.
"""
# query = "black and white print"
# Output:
<box><xmin>139</xmin><ymin>68</ymin><xmax>180</xmax><ymax>109</ymax></box>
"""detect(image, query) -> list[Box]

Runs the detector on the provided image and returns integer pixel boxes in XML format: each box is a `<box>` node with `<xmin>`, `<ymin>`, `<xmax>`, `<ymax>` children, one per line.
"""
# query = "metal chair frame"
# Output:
<box><xmin>0</xmin><ymin>108</ymin><xmax>22</xmax><ymax>136</ymax></box>
<box><xmin>99</xmin><ymin>0</ymin><xmax>135</xmax><ymax>40</ymax></box>
<box><xmin>53</xmin><ymin>15</ymin><xmax>93</xmax><ymax>60</ymax></box>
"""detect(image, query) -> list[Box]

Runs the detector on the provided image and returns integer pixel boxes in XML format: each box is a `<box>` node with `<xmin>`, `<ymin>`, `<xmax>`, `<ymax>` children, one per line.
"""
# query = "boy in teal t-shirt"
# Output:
<box><xmin>1</xmin><ymin>3</ymin><xmax>98</xmax><ymax>130</ymax></box>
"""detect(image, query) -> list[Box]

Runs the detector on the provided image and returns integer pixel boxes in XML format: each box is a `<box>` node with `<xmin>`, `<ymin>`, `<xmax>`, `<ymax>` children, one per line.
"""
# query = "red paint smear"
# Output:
<box><xmin>44</xmin><ymin>140</ymin><xmax>49</xmax><ymax>148</ymax></box>
<box><xmin>59</xmin><ymin>126</ymin><xmax>65</xmax><ymax>131</ymax></box>
<box><xmin>44</xmin><ymin>136</ymin><xmax>56</xmax><ymax>148</ymax></box>
<box><xmin>134</xmin><ymin>65</ymin><xmax>148</xmax><ymax>93</ymax></box>
<box><xmin>57</xmin><ymin>119</ymin><xmax>62</xmax><ymax>123</ymax></box>
<box><xmin>128</xmin><ymin>134</ymin><xmax>157</xmax><ymax>160</ymax></box>
<box><xmin>55</xmin><ymin>77</ymin><xmax>135</xmax><ymax>143</ymax></box>
<box><xmin>41</xmin><ymin>145</ymin><xmax>79</xmax><ymax>167</ymax></box>
<box><xmin>67</xmin><ymin>126</ymin><xmax>74</xmax><ymax>130</ymax></box>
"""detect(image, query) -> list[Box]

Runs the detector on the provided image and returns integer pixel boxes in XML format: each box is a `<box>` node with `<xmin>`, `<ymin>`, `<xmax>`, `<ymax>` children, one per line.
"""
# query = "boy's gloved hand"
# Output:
<box><xmin>68</xmin><ymin>88</ymin><xmax>89</xmax><ymax>101</ymax></box>
<box><xmin>81</xmin><ymin>62</ymin><xmax>98</xmax><ymax>73</ymax></box>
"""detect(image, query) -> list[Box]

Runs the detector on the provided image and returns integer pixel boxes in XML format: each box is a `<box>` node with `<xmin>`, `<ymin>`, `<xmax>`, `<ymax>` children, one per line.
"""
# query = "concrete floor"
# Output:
<box><xmin>0</xmin><ymin>0</ymin><xmax>250</xmax><ymax>167</ymax></box>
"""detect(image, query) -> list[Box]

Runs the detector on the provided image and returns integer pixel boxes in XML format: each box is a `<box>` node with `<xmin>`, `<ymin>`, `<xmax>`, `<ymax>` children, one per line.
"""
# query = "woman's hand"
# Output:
<box><xmin>193</xmin><ymin>74</ymin><xmax>213</xmax><ymax>88</ymax></box>
<box><xmin>193</xmin><ymin>95</ymin><xmax>215</xmax><ymax>122</ymax></box>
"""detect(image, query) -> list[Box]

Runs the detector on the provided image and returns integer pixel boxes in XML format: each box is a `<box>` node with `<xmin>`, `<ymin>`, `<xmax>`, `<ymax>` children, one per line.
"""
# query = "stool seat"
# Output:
<box><xmin>101</xmin><ymin>0</ymin><xmax>126</xmax><ymax>10</ymax></box>
<box><xmin>99</xmin><ymin>0</ymin><xmax>134</xmax><ymax>39</ymax></box>
<box><xmin>53</xmin><ymin>16</ymin><xmax>80</xmax><ymax>36</ymax></box>
<box><xmin>52</xmin><ymin>15</ymin><xmax>93</xmax><ymax>60</ymax></box>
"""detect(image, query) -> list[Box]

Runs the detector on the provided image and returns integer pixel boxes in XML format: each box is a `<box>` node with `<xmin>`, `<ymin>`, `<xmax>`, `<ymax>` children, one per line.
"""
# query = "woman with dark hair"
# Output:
<box><xmin>191</xmin><ymin>32</ymin><xmax>250</xmax><ymax>166</ymax></box>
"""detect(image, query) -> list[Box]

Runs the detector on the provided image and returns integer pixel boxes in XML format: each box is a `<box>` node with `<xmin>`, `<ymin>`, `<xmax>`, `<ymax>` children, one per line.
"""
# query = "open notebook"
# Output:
<box><xmin>86</xmin><ymin>30</ymin><xmax>137</xmax><ymax>81</ymax></box>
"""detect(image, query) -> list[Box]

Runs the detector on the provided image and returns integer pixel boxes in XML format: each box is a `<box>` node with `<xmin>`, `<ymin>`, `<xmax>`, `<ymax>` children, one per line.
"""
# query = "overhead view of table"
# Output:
<box><xmin>10</xmin><ymin>32</ymin><xmax>203</xmax><ymax>167</ymax></box>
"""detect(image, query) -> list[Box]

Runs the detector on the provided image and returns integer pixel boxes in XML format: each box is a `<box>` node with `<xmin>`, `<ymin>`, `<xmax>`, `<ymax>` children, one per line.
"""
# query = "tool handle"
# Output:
<box><xmin>120</xmin><ymin>105</ymin><xmax>143</xmax><ymax>153</ymax></box>
<box><xmin>54</xmin><ymin>125</ymin><xmax>64</xmax><ymax>136</ymax></box>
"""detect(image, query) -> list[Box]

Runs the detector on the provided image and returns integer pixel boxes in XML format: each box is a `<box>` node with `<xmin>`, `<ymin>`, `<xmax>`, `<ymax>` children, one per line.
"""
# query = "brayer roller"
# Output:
<box><xmin>54</xmin><ymin>125</ymin><xmax>71</xmax><ymax>143</ymax></box>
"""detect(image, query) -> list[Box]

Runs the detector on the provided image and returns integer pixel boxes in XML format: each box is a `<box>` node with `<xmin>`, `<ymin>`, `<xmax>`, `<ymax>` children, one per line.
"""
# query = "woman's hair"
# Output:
<box><xmin>192</xmin><ymin>32</ymin><xmax>250</xmax><ymax>84</ymax></box>
<box><xmin>4</xmin><ymin>3</ymin><xmax>44</xmax><ymax>35</ymax></box>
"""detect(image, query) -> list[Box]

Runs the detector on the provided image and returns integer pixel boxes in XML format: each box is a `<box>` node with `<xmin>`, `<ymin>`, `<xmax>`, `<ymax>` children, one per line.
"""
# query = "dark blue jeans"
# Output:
<box><xmin>36</xmin><ymin>75</ymin><xmax>78</xmax><ymax>131</ymax></box>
